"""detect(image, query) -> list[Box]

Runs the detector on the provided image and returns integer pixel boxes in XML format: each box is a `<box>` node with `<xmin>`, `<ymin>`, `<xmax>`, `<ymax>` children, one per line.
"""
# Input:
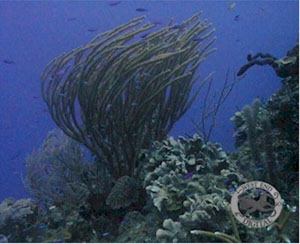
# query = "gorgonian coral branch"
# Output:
<box><xmin>41</xmin><ymin>13</ymin><xmax>216</xmax><ymax>179</ymax></box>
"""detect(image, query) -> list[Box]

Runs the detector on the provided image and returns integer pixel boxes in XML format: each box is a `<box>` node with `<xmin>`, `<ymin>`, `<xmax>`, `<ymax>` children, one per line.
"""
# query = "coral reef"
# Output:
<box><xmin>1</xmin><ymin>13</ymin><xmax>298</xmax><ymax>243</ymax></box>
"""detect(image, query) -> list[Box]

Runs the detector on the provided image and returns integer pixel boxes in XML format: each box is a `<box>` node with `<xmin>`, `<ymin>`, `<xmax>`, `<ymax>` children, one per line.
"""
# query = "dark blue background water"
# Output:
<box><xmin>0</xmin><ymin>0</ymin><xmax>298</xmax><ymax>201</ymax></box>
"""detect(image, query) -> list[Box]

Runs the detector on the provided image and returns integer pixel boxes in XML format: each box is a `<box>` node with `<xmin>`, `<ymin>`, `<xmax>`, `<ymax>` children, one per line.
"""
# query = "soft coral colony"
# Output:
<box><xmin>0</xmin><ymin>13</ymin><xmax>298</xmax><ymax>243</ymax></box>
<box><xmin>40</xmin><ymin>13</ymin><xmax>216</xmax><ymax>181</ymax></box>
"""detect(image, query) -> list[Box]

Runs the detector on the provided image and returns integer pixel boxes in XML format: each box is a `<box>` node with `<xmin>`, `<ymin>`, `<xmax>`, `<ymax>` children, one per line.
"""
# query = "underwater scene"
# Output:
<box><xmin>0</xmin><ymin>0</ymin><xmax>299</xmax><ymax>243</ymax></box>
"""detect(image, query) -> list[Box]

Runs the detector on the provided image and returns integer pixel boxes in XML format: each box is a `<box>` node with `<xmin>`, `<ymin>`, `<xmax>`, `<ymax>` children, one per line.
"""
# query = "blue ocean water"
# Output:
<box><xmin>0</xmin><ymin>0</ymin><xmax>298</xmax><ymax>202</ymax></box>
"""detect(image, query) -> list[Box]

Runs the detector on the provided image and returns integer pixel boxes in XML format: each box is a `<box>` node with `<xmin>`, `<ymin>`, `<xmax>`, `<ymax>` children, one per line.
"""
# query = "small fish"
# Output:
<box><xmin>228</xmin><ymin>2</ymin><xmax>236</xmax><ymax>10</ymax></box>
<box><xmin>88</xmin><ymin>28</ymin><xmax>97</xmax><ymax>32</ymax></box>
<box><xmin>10</xmin><ymin>151</ymin><xmax>22</xmax><ymax>160</ymax></box>
<box><xmin>32</xmin><ymin>96</ymin><xmax>39</xmax><ymax>99</ymax></box>
<box><xmin>223</xmin><ymin>179</ymin><xmax>231</xmax><ymax>185</ymax></box>
<box><xmin>102</xmin><ymin>232</ymin><xmax>110</xmax><ymax>237</ymax></box>
<box><xmin>108</xmin><ymin>1</ymin><xmax>121</xmax><ymax>6</ymax></box>
<box><xmin>142</xmin><ymin>72</ymin><xmax>151</xmax><ymax>77</ymax></box>
<box><xmin>256</xmin><ymin>167</ymin><xmax>264</xmax><ymax>171</ymax></box>
<box><xmin>172</xmin><ymin>24</ymin><xmax>180</xmax><ymax>29</ymax></box>
<box><xmin>254</xmin><ymin>189</ymin><xmax>264</xmax><ymax>195</ymax></box>
<box><xmin>3</xmin><ymin>59</ymin><xmax>15</xmax><ymax>64</ymax></box>
<box><xmin>139</xmin><ymin>39</ymin><xmax>147</xmax><ymax>45</ymax></box>
<box><xmin>233</xmin><ymin>15</ymin><xmax>240</xmax><ymax>21</ymax></box>
<box><xmin>183</xmin><ymin>172</ymin><xmax>194</xmax><ymax>180</ymax></box>
<box><xmin>131</xmin><ymin>102</ymin><xmax>138</xmax><ymax>106</ymax></box>
<box><xmin>0</xmin><ymin>234</ymin><xmax>8</xmax><ymax>243</ymax></box>
<box><xmin>171</xmin><ymin>24</ymin><xmax>184</xmax><ymax>30</ymax></box>
<box><xmin>49</xmin><ymin>206</ymin><xmax>56</xmax><ymax>210</ymax></box>
<box><xmin>8</xmin><ymin>166</ymin><xmax>16</xmax><ymax>171</ymax></box>
<box><xmin>228</xmin><ymin>186</ymin><xmax>236</xmax><ymax>192</ymax></box>
<box><xmin>39</xmin><ymin>224</ymin><xmax>48</xmax><ymax>229</ymax></box>
<box><xmin>259</xmin><ymin>7</ymin><xmax>265</xmax><ymax>12</ymax></box>
<box><xmin>192</xmin><ymin>37</ymin><xmax>203</xmax><ymax>42</ymax></box>
<box><xmin>136</xmin><ymin>8</ymin><xmax>148</xmax><ymax>12</ymax></box>
<box><xmin>141</xmin><ymin>33</ymin><xmax>150</xmax><ymax>38</ymax></box>
<box><xmin>56</xmin><ymin>67</ymin><xmax>67</xmax><ymax>76</ymax></box>
<box><xmin>23</xmin><ymin>226</ymin><xmax>32</xmax><ymax>232</ymax></box>
<box><xmin>120</xmin><ymin>217</ymin><xmax>127</xmax><ymax>225</ymax></box>
<box><xmin>167</xmin><ymin>48</ymin><xmax>176</xmax><ymax>52</ymax></box>
<box><xmin>151</xmin><ymin>20</ymin><xmax>162</xmax><ymax>25</ymax></box>
<box><xmin>232</xmin><ymin>130</ymin><xmax>240</xmax><ymax>138</ymax></box>
<box><xmin>67</xmin><ymin>17</ymin><xmax>77</xmax><ymax>21</ymax></box>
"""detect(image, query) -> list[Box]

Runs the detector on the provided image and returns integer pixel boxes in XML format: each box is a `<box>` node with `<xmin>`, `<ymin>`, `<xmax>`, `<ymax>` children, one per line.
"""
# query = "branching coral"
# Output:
<box><xmin>41</xmin><ymin>13</ymin><xmax>216</xmax><ymax>180</ymax></box>
<box><xmin>143</xmin><ymin>135</ymin><xmax>247</xmax><ymax>242</ymax></box>
<box><xmin>231</xmin><ymin>99</ymin><xmax>279</xmax><ymax>186</ymax></box>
